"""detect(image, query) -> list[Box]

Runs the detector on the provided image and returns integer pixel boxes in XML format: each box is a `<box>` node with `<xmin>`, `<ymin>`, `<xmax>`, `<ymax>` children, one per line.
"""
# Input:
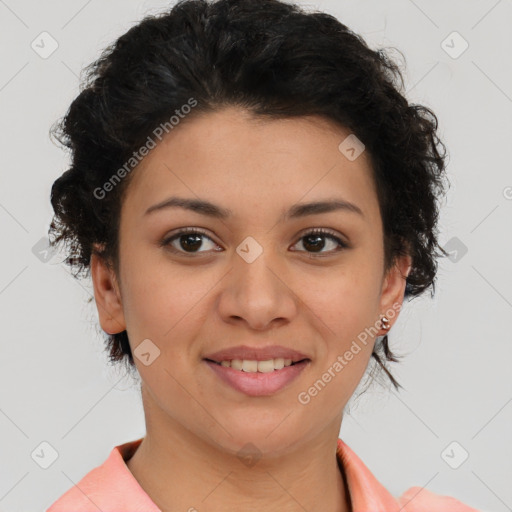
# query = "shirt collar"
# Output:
<box><xmin>336</xmin><ymin>438</ymin><xmax>403</xmax><ymax>511</ymax></box>
<box><xmin>47</xmin><ymin>437</ymin><xmax>403</xmax><ymax>512</ymax></box>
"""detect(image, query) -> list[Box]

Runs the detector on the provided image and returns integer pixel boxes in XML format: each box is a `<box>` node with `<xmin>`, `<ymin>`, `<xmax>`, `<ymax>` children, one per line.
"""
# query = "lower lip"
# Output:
<box><xmin>204</xmin><ymin>359</ymin><xmax>310</xmax><ymax>397</ymax></box>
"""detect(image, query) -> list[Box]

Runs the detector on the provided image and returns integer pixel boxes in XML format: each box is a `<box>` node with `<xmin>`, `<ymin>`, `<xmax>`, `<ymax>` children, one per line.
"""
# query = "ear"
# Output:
<box><xmin>90</xmin><ymin>245</ymin><xmax>126</xmax><ymax>335</ymax></box>
<box><xmin>377</xmin><ymin>252</ymin><xmax>412</xmax><ymax>331</ymax></box>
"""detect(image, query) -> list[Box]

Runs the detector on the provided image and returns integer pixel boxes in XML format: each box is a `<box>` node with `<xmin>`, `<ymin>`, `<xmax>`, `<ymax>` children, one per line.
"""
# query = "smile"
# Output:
<box><xmin>204</xmin><ymin>358</ymin><xmax>311</xmax><ymax>396</ymax></box>
<box><xmin>206</xmin><ymin>357</ymin><xmax>306</xmax><ymax>372</ymax></box>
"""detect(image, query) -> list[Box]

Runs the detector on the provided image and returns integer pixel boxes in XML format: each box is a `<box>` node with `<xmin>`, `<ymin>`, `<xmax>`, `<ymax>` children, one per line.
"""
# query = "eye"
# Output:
<box><xmin>291</xmin><ymin>228</ymin><xmax>348</xmax><ymax>256</ymax></box>
<box><xmin>160</xmin><ymin>227</ymin><xmax>349</xmax><ymax>257</ymax></box>
<box><xmin>161</xmin><ymin>228</ymin><xmax>221</xmax><ymax>255</ymax></box>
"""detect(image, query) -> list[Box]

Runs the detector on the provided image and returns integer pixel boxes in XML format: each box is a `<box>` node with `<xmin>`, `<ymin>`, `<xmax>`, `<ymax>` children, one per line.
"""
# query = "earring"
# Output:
<box><xmin>379</xmin><ymin>315</ymin><xmax>390</xmax><ymax>331</ymax></box>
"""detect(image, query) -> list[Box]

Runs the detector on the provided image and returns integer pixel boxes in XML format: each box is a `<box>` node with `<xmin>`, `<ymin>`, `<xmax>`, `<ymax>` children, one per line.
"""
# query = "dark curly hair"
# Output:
<box><xmin>48</xmin><ymin>0</ymin><xmax>449</xmax><ymax>389</ymax></box>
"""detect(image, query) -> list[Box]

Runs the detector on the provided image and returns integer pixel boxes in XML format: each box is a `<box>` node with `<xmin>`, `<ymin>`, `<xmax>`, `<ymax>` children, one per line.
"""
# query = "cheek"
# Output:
<box><xmin>120</xmin><ymin>260</ymin><xmax>212</xmax><ymax>350</ymax></box>
<box><xmin>302</xmin><ymin>264</ymin><xmax>381</xmax><ymax>335</ymax></box>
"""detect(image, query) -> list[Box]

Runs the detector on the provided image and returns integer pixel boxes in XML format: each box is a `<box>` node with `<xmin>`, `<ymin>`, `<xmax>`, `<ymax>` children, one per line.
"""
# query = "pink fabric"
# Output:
<box><xmin>46</xmin><ymin>437</ymin><xmax>480</xmax><ymax>511</ymax></box>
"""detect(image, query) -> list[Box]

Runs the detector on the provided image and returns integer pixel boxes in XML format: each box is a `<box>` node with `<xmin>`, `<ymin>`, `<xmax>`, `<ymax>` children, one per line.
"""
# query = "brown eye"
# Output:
<box><xmin>291</xmin><ymin>228</ymin><xmax>348</xmax><ymax>255</ymax></box>
<box><xmin>161</xmin><ymin>228</ymin><xmax>220</xmax><ymax>255</ymax></box>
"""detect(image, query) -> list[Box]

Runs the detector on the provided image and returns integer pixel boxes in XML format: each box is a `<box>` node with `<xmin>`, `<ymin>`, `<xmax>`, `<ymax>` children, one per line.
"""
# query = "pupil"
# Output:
<box><xmin>181</xmin><ymin>234</ymin><xmax>202</xmax><ymax>252</ymax></box>
<box><xmin>304</xmin><ymin>235</ymin><xmax>324</xmax><ymax>252</ymax></box>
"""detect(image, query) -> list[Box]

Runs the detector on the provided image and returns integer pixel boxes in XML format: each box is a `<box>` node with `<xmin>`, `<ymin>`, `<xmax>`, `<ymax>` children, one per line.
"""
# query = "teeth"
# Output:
<box><xmin>217</xmin><ymin>358</ymin><xmax>296</xmax><ymax>372</ymax></box>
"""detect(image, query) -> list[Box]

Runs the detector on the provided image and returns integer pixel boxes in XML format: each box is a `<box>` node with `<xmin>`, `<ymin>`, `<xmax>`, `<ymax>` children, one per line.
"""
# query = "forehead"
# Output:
<box><xmin>121</xmin><ymin>107</ymin><xmax>380</xmax><ymax>226</ymax></box>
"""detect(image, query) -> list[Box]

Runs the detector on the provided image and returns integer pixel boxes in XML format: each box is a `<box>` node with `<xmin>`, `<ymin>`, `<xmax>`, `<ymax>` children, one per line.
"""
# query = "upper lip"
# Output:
<box><xmin>203</xmin><ymin>345</ymin><xmax>310</xmax><ymax>363</ymax></box>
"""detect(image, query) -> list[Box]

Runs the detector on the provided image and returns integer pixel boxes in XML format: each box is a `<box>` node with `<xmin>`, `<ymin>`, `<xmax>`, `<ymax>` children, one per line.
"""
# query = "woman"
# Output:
<box><xmin>45</xmin><ymin>0</ymin><xmax>479</xmax><ymax>510</ymax></box>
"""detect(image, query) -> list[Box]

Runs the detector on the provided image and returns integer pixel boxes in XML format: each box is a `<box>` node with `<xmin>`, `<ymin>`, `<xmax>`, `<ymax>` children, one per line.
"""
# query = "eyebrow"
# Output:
<box><xmin>144</xmin><ymin>196</ymin><xmax>364</xmax><ymax>220</ymax></box>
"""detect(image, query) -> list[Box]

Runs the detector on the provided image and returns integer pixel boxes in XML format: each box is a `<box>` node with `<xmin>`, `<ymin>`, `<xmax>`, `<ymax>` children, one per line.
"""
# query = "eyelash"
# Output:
<box><xmin>160</xmin><ymin>227</ymin><xmax>348</xmax><ymax>257</ymax></box>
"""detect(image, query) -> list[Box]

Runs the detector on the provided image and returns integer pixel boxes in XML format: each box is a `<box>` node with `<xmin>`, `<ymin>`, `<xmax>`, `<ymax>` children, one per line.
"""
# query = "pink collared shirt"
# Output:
<box><xmin>46</xmin><ymin>437</ymin><xmax>480</xmax><ymax>511</ymax></box>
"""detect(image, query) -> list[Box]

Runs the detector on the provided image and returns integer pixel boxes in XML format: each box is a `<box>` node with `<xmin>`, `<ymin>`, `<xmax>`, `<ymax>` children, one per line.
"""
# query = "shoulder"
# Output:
<box><xmin>398</xmin><ymin>486</ymin><xmax>481</xmax><ymax>512</ymax></box>
<box><xmin>46</xmin><ymin>462</ymin><xmax>107</xmax><ymax>512</ymax></box>
<box><xmin>45</xmin><ymin>438</ymin><xmax>158</xmax><ymax>512</ymax></box>
<box><xmin>335</xmin><ymin>438</ymin><xmax>480</xmax><ymax>512</ymax></box>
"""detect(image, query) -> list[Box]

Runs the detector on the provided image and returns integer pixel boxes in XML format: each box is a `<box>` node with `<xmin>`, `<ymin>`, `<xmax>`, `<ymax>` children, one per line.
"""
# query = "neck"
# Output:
<box><xmin>125</xmin><ymin>383</ymin><xmax>352</xmax><ymax>512</ymax></box>
<box><xmin>126</xmin><ymin>419</ymin><xmax>351</xmax><ymax>512</ymax></box>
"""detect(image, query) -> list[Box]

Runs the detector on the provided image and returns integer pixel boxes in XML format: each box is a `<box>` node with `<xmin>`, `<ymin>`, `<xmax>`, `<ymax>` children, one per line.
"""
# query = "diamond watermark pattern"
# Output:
<box><xmin>443</xmin><ymin>236</ymin><xmax>468</xmax><ymax>263</ymax></box>
<box><xmin>236</xmin><ymin>236</ymin><xmax>263</xmax><ymax>264</ymax></box>
<box><xmin>31</xmin><ymin>236</ymin><xmax>57</xmax><ymax>263</ymax></box>
<box><xmin>237</xmin><ymin>442</ymin><xmax>262</xmax><ymax>468</ymax></box>
<box><xmin>31</xmin><ymin>441</ymin><xmax>59</xmax><ymax>469</ymax></box>
<box><xmin>338</xmin><ymin>134</ymin><xmax>365</xmax><ymax>161</ymax></box>
<box><xmin>31</xmin><ymin>31</ymin><xmax>59</xmax><ymax>59</ymax></box>
<box><xmin>134</xmin><ymin>338</ymin><xmax>161</xmax><ymax>366</ymax></box>
<box><xmin>441</xmin><ymin>441</ymin><xmax>469</xmax><ymax>469</ymax></box>
<box><xmin>441</xmin><ymin>31</ymin><xmax>469</xmax><ymax>59</ymax></box>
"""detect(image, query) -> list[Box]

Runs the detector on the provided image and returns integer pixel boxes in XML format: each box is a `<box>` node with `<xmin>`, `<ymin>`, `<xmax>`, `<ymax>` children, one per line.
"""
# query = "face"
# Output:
<box><xmin>92</xmin><ymin>107</ymin><xmax>411</xmax><ymax>456</ymax></box>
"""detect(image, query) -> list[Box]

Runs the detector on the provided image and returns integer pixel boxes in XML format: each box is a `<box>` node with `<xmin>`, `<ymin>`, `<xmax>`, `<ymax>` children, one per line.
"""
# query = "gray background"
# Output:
<box><xmin>1</xmin><ymin>0</ymin><xmax>511</xmax><ymax>511</ymax></box>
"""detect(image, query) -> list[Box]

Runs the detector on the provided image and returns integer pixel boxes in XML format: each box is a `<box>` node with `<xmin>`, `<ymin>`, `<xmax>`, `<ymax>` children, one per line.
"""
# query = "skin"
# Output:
<box><xmin>91</xmin><ymin>106</ymin><xmax>411</xmax><ymax>512</ymax></box>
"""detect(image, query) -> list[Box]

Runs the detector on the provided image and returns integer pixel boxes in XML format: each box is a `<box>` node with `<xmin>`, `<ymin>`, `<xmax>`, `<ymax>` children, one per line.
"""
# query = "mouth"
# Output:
<box><xmin>203</xmin><ymin>357</ymin><xmax>311</xmax><ymax>396</ymax></box>
<box><xmin>204</xmin><ymin>357</ymin><xmax>310</xmax><ymax>370</ymax></box>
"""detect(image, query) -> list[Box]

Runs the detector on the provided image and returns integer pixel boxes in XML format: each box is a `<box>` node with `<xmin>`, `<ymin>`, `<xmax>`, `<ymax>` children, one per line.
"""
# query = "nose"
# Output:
<box><xmin>217</xmin><ymin>246</ymin><xmax>298</xmax><ymax>331</ymax></box>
